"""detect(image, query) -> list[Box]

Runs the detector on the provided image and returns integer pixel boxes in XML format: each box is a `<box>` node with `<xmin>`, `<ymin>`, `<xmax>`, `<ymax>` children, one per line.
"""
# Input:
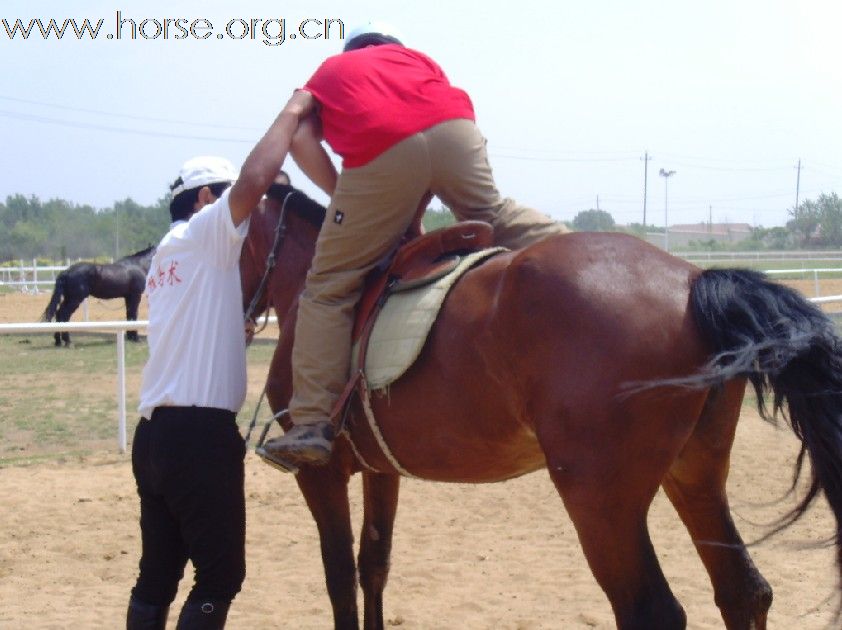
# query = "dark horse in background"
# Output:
<box><xmin>241</xmin><ymin>188</ymin><xmax>842</xmax><ymax>629</ymax></box>
<box><xmin>42</xmin><ymin>245</ymin><xmax>154</xmax><ymax>346</ymax></box>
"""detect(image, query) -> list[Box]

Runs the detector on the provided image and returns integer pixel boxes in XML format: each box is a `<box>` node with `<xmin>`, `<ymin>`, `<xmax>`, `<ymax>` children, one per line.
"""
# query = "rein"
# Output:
<box><xmin>243</xmin><ymin>191</ymin><xmax>295</xmax><ymax>330</ymax></box>
<box><xmin>242</xmin><ymin>191</ymin><xmax>294</xmax><ymax>447</ymax></box>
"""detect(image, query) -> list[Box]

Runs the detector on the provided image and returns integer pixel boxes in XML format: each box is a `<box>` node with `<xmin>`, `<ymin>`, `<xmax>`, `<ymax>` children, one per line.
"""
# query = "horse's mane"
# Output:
<box><xmin>119</xmin><ymin>244</ymin><xmax>156</xmax><ymax>262</ymax></box>
<box><xmin>267</xmin><ymin>184</ymin><xmax>326</xmax><ymax>229</ymax></box>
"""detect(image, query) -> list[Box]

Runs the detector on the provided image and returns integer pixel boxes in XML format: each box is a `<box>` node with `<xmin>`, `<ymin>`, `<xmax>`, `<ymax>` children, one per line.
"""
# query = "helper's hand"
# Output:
<box><xmin>245</xmin><ymin>319</ymin><xmax>256</xmax><ymax>346</ymax></box>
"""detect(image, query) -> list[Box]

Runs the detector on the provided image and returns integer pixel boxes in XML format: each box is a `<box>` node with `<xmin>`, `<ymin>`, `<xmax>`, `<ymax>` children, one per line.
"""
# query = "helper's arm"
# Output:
<box><xmin>228</xmin><ymin>90</ymin><xmax>316</xmax><ymax>226</ymax></box>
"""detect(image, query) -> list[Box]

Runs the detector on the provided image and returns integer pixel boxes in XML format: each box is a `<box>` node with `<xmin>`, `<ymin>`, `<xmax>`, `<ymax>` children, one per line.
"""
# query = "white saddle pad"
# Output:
<box><xmin>352</xmin><ymin>247</ymin><xmax>506</xmax><ymax>391</ymax></box>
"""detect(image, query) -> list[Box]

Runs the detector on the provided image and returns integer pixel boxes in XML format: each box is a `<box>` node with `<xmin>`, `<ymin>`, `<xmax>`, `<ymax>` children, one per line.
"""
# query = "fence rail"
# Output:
<box><xmin>1</xmin><ymin>270</ymin><xmax>841</xmax><ymax>455</ymax></box>
<box><xmin>1</xmin><ymin>259</ymin><xmax>68</xmax><ymax>293</ymax></box>
<box><xmin>0</xmin><ymin>316</ymin><xmax>278</xmax><ymax>454</ymax></box>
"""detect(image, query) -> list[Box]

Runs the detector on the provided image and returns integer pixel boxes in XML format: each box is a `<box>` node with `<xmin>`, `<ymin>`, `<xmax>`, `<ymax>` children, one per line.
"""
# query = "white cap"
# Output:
<box><xmin>344</xmin><ymin>21</ymin><xmax>405</xmax><ymax>49</ymax></box>
<box><xmin>171</xmin><ymin>156</ymin><xmax>237</xmax><ymax>197</ymax></box>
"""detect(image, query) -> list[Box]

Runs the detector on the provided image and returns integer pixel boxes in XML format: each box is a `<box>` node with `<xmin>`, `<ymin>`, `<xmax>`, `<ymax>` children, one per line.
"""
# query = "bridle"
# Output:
<box><xmin>243</xmin><ymin>191</ymin><xmax>296</xmax><ymax>332</ymax></box>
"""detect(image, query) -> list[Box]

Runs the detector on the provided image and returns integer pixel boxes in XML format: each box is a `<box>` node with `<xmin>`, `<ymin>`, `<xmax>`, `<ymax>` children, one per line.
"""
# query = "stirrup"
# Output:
<box><xmin>255</xmin><ymin>445</ymin><xmax>299</xmax><ymax>474</ymax></box>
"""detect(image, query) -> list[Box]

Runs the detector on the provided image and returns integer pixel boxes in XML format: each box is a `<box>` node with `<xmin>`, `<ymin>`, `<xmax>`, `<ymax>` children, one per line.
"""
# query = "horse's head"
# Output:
<box><xmin>240</xmin><ymin>186</ymin><xmax>325</xmax><ymax>326</ymax></box>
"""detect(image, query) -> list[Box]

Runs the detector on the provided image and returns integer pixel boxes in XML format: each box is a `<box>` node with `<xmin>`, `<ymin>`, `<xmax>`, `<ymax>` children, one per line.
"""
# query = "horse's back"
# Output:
<box><xmin>357</xmin><ymin>232</ymin><xmax>711</xmax><ymax>481</ymax></box>
<box><xmin>90</xmin><ymin>262</ymin><xmax>147</xmax><ymax>298</ymax></box>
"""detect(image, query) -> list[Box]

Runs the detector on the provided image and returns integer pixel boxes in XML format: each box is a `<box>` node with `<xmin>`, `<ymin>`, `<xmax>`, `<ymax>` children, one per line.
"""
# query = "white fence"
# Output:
<box><xmin>0</xmin><ymin>259</ymin><xmax>68</xmax><ymax>292</ymax></box>
<box><xmin>0</xmin><ymin>316</ymin><xmax>277</xmax><ymax>454</ymax></box>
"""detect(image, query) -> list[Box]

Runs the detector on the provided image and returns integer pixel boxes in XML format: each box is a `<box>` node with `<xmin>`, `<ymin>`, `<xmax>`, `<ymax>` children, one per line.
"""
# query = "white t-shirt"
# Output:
<box><xmin>138</xmin><ymin>189</ymin><xmax>250</xmax><ymax>419</ymax></box>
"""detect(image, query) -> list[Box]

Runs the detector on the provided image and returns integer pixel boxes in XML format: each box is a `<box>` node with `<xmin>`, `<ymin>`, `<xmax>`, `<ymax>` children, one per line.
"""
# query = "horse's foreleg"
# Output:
<box><xmin>296</xmin><ymin>467</ymin><xmax>360</xmax><ymax>630</ymax></box>
<box><xmin>359</xmin><ymin>473</ymin><xmax>400</xmax><ymax>630</ymax></box>
<box><xmin>662</xmin><ymin>383</ymin><xmax>772</xmax><ymax>630</ymax></box>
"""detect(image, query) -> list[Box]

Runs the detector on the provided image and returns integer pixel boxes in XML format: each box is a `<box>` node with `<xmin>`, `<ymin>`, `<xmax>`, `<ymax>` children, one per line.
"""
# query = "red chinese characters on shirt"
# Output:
<box><xmin>147</xmin><ymin>259</ymin><xmax>182</xmax><ymax>294</ymax></box>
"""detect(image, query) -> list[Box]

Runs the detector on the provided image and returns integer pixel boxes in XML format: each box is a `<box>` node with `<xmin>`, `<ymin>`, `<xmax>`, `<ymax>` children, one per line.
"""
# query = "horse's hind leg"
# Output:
<box><xmin>540</xmin><ymin>409</ymin><xmax>691</xmax><ymax>629</ymax></box>
<box><xmin>125</xmin><ymin>293</ymin><xmax>141</xmax><ymax>342</ymax></box>
<box><xmin>358</xmin><ymin>473</ymin><xmax>400</xmax><ymax>630</ymax></box>
<box><xmin>296</xmin><ymin>466</ymin><xmax>360</xmax><ymax>630</ymax></box>
<box><xmin>662</xmin><ymin>381</ymin><xmax>772</xmax><ymax>629</ymax></box>
<box><xmin>56</xmin><ymin>297</ymin><xmax>82</xmax><ymax>346</ymax></box>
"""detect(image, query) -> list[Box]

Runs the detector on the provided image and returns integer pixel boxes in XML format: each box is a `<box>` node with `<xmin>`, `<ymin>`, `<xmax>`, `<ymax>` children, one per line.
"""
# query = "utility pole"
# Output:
<box><xmin>659</xmin><ymin>168</ymin><xmax>676</xmax><ymax>252</ymax></box>
<box><xmin>596</xmin><ymin>195</ymin><xmax>600</xmax><ymax>211</ymax></box>
<box><xmin>794</xmin><ymin>158</ymin><xmax>802</xmax><ymax>215</ymax></box>
<box><xmin>642</xmin><ymin>151</ymin><xmax>652</xmax><ymax>226</ymax></box>
<box><xmin>708</xmin><ymin>205</ymin><xmax>712</xmax><ymax>233</ymax></box>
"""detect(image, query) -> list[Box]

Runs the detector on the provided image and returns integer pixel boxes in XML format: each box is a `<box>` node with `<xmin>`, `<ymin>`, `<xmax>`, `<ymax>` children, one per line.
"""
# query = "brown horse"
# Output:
<box><xmin>241</xmin><ymin>190</ymin><xmax>842</xmax><ymax>630</ymax></box>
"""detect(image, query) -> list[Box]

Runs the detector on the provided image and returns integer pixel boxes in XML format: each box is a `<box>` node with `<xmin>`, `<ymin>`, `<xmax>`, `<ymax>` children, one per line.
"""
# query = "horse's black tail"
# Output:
<box><xmin>687</xmin><ymin>268</ymin><xmax>842</xmax><ymax>581</ymax></box>
<box><xmin>42</xmin><ymin>273</ymin><xmax>65</xmax><ymax>322</ymax></box>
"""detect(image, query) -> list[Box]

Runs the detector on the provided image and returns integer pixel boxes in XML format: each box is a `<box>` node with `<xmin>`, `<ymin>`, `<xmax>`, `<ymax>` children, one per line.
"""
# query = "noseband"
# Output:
<box><xmin>243</xmin><ymin>191</ymin><xmax>295</xmax><ymax>329</ymax></box>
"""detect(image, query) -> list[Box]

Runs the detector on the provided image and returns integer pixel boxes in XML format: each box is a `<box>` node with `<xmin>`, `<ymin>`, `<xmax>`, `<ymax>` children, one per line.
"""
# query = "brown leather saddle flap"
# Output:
<box><xmin>352</xmin><ymin>221</ymin><xmax>494</xmax><ymax>341</ymax></box>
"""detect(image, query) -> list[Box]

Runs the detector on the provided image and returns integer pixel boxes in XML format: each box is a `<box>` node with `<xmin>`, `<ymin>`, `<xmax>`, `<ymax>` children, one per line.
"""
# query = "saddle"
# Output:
<box><xmin>352</xmin><ymin>221</ymin><xmax>494</xmax><ymax>341</ymax></box>
<box><xmin>332</xmin><ymin>221</ymin><xmax>495</xmax><ymax>422</ymax></box>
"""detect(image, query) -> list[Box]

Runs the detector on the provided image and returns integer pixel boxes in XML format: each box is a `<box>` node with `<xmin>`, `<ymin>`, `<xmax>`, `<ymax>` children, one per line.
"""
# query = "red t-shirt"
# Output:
<box><xmin>303</xmin><ymin>45</ymin><xmax>475</xmax><ymax>168</ymax></box>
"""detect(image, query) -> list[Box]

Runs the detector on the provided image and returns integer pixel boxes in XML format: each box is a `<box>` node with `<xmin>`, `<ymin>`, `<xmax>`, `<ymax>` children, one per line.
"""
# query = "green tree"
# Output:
<box><xmin>0</xmin><ymin>192</ymin><xmax>171</xmax><ymax>263</ymax></box>
<box><xmin>816</xmin><ymin>192</ymin><xmax>842</xmax><ymax>246</ymax></box>
<box><xmin>787</xmin><ymin>199</ymin><xmax>821</xmax><ymax>246</ymax></box>
<box><xmin>422</xmin><ymin>207</ymin><xmax>456</xmax><ymax>232</ymax></box>
<box><xmin>572</xmin><ymin>209</ymin><xmax>615</xmax><ymax>232</ymax></box>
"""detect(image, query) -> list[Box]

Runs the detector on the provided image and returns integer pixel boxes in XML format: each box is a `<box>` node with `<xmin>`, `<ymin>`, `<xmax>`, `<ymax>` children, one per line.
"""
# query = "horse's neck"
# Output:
<box><xmin>268</xmin><ymin>213</ymin><xmax>318</xmax><ymax>316</ymax></box>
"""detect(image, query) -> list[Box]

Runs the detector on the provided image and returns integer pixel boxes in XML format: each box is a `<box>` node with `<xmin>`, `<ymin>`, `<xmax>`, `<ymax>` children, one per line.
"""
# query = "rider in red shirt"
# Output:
<box><xmin>257</xmin><ymin>22</ymin><xmax>568</xmax><ymax>470</ymax></box>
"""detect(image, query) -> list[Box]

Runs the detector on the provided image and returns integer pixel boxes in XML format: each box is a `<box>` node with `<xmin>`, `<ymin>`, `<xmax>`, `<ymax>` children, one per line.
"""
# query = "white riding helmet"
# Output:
<box><xmin>343</xmin><ymin>21</ymin><xmax>405</xmax><ymax>52</ymax></box>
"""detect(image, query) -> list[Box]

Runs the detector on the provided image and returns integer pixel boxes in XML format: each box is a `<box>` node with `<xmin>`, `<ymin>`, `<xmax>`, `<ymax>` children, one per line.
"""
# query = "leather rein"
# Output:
<box><xmin>243</xmin><ymin>191</ymin><xmax>295</xmax><ymax>332</ymax></box>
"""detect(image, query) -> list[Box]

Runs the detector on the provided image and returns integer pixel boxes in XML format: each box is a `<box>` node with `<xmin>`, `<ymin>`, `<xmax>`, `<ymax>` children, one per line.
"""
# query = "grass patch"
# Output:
<box><xmin>0</xmin><ymin>333</ymin><xmax>277</xmax><ymax>466</ymax></box>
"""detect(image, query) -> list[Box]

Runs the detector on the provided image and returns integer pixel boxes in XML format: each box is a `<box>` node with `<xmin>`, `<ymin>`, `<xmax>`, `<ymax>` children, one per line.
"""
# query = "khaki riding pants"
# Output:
<box><xmin>289</xmin><ymin>119</ymin><xmax>569</xmax><ymax>426</ymax></box>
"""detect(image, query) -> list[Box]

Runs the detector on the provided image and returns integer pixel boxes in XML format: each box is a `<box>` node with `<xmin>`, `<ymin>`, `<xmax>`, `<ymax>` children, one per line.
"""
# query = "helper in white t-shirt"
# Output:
<box><xmin>139</xmin><ymin>183</ymin><xmax>249</xmax><ymax>420</ymax></box>
<box><xmin>127</xmin><ymin>90</ymin><xmax>314</xmax><ymax>630</ymax></box>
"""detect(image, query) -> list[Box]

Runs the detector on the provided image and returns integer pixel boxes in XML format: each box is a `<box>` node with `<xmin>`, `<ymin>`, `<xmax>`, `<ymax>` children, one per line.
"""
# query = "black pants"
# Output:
<box><xmin>131</xmin><ymin>406</ymin><xmax>246</xmax><ymax>606</ymax></box>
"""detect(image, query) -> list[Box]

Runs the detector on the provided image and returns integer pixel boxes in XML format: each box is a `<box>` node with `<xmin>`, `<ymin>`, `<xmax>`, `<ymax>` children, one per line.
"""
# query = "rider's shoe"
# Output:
<box><xmin>256</xmin><ymin>421</ymin><xmax>334</xmax><ymax>472</ymax></box>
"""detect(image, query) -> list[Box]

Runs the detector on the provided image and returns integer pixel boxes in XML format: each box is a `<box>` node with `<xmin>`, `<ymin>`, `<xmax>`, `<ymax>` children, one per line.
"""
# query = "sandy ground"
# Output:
<box><xmin>0</xmin><ymin>409</ymin><xmax>839</xmax><ymax>629</ymax></box>
<box><xmin>1</xmin><ymin>281</ymin><xmax>840</xmax><ymax>628</ymax></box>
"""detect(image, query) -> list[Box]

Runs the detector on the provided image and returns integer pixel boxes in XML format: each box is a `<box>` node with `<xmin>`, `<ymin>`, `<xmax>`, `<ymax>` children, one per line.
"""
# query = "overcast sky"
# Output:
<box><xmin>1</xmin><ymin>0</ymin><xmax>840</xmax><ymax>228</ymax></box>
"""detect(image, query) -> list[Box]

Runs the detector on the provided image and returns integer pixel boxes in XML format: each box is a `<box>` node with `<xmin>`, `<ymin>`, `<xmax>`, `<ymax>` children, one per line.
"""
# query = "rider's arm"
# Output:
<box><xmin>290</xmin><ymin>113</ymin><xmax>337</xmax><ymax>197</ymax></box>
<box><xmin>228</xmin><ymin>90</ymin><xmax>316</xmax><ymax>227</ymax></box>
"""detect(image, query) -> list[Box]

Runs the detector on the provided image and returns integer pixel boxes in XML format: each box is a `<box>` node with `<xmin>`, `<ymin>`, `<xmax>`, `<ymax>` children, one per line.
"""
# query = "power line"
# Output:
<box><xmin>488</xmin><ymin>152</ymin><xmax>637</xmax><ymax>163</ymax></box>
<box><xmin>0</xmin><ymin>94</ymin><xmax>262</xmax><ymax>132</ymax></box>
<box><xmin>655</xmin><ymin>150</ymin><xmax>794</xmax><ymax>167</ymax></box>
<box><xmin>0</xmin><ymin>110</ymin><xmax>253</xmax><ymax>144</ymax></box>
<box><xmin>663</xmin><ymin>161</ymin><xmax>792</xmax><ymax>173</ymax></box>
